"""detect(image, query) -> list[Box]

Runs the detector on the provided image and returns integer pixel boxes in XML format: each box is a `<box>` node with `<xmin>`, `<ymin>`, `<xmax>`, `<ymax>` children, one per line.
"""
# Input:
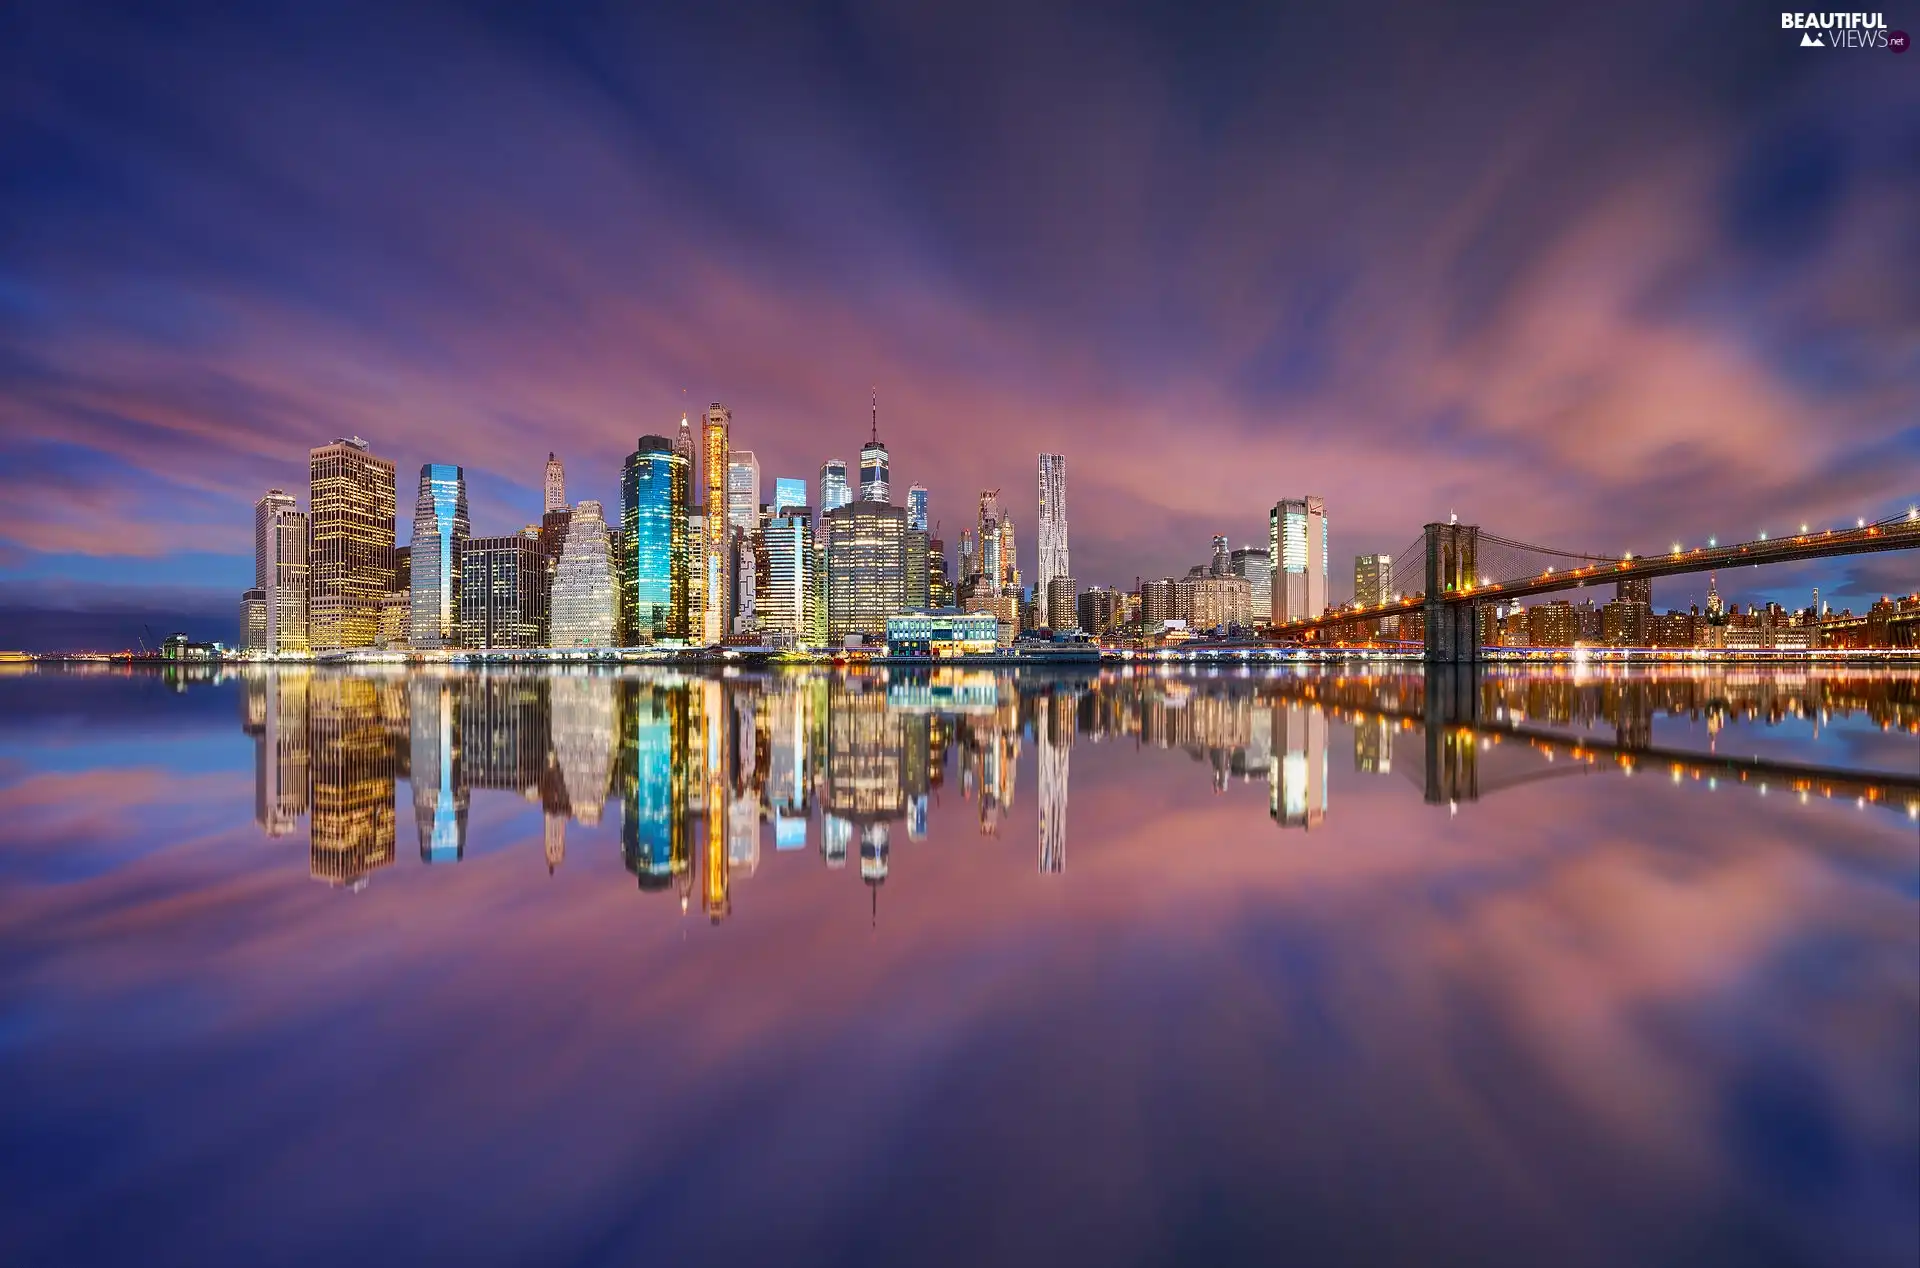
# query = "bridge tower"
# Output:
<box><xmin>1423</xmin><ymin>521</ymin><xmax>1483</xmax><ymax>664</ymax></box>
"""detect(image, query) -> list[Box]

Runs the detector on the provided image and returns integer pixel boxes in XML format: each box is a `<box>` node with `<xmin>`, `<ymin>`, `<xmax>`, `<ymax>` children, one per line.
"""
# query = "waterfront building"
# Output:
<box><xmin>241</xmin><ymin>589</ymin><xmax>268</xmax><ymax>651</ymax></box>
<box><xmin>1268</xmin><ymin>496</ymin><xmax>1328</xmax><ymax>623</ymax></box>
<box><xmin>1526</xmin><ymin>600</ymin><xmax>1579</xmax><ymax>648</ymax></box>
<box><xmin>550</xmin><ymin>500</ymin><xmax>618</xmax><ymax>646</ymax></box>
<box><xmin>1141</xmin><ymin>578</ymin><xmax>1179</xmax><ymax>628</ymax></box>
<box><xmin>774</xmin><ymin>477</ymin><xmax>807</xmax><ymax>515</ymax></box>
<box><xmin>824</xmin><ymin>501</ymin><xmax>910</xmax><ymax>639</ymax></box>
<box><xmin>1077</xmin><ymin>586</ymin><xmax>1123</xmax><ymax>636</ymax></box>
<box><xmin>1229</xmin><ymin>547</ymin><xmax>1270</xmax><ymax>623</ymax></box>
<box><xmin>702</xmin><ymin>404</ymin><xmax>732</xmax><ymax>644</ymax></box>
<box><xmin>1037</xmin><ymin>454</ymin><xmax>1068</xmax><ymax>603</ymax></box>
<box><xmin>308</xmin><ymin>437</ymin><xmax>396</xmax><ymax>650</ymax></box>
<box><xmin>905</xmin><ymin>529</ymin><xmax>931</xmax><ymax>611</ymax></box>
<box><xmin>459</xmin><ymin>533</ymin><xmax>545</xmax><ymax>648</ymax></box>
<box><xmin>687</xmin><ymin>510</ymin><xmax>707</xmax><ymax>640</ymax></box>
<box><xmin>731</xmin><ymin>528</ymin><xmax>758</xmax><ymax>635</ymax></box>
<box><xmin>962</xmin><ymin>592</ymin><xmax>1019</xmax><ymax>642</ymax></box>
<box><xmin>819</xmin><ymin>458</ymin><xmax>852</xmax><ymax>520</ymax></box>
<box><xmin>761</xmin><ymin>509</ymin><xmax>815</xmax><ymax>644</ymax></box>
<box><xmin>1045</xmin><ymin>575</ymin><xmax>1078</xmax><ymax>630</ymax></box>
<box><xmin>1177</xmin><ymin>574</ymin><xmax>1253</xmax><ymax>631</ymax></box>
<box><xmin>621</xmin><ymin>434</ymin><xmax>690</xmax><ymax>641</ymax></box>
<box><xmin>254</xmin><ymin>489</ymin><xmax>309</xmax><ymax>652</ymax></box>
<box><xmin>727</xmin><ymin>450</ymin><xmax>760</xmax><ymax>535</ymax></box>
<box><xmin>379</xmin><ymin>585</ymin><xmax>411</xmax><ymax>648</ymax></box>
<box><xmin>1603</xmin><ymin>598</ymin><xmax>1651</xmax><ymax>646</ymax></box>
<box><xmin>409</xmin><ymin>463</ymin><xmax>470</xmax><ymax>648</ymax></box>
<box><xmin>907</xmin><ymin>484</ymin><xmax>929</xmax><ymax>532</ymax></box>
<box><xmin>884</xmin><ymin>609</ymin><xmax>999</xmax><ymax>657</ymax></box>
<box><xmin>544</xmin><ymin>452</ymin><xmax>566</xmax><ymax>514</ymax></box>
<box><xmin>859</xmin><ymin>392</ymin><xmax>891</xmax><ymax>503</ymax></box>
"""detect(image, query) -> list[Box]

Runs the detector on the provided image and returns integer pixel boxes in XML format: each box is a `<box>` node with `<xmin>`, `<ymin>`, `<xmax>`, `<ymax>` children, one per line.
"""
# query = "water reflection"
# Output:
<box><xmin>232</xmin><ymin>666</ymin><xmax>1920</xmax><ymax>904</ymax></box>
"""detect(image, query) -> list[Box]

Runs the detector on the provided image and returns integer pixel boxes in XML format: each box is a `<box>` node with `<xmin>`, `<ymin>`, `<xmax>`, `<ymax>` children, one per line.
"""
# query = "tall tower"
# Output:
<box><xmin>544</xmin><ymin>452</ymin><xmax>566</xmax><ymax>514</ymax></box>
<box><xmin>308</xmin><ymin>437</ymin><xmax>396</xmax><ymax>650</ymax></box>
<box><xmin>409</xmin><ymin>463</ymin><xmax>470</xmax><ymax>649</ymax></box>
<box><xmin>727</xmin><ymin>450</ymin><xmax>761</xmax><ymax>535</ymax></box>
<box><xmin>255</xmin><ymin>489</ymin><xmax>296</xmax><ymax>588</ymax></box>
<box><xmin>255</xmin><ymin>489</ymin><xmax>308</xmax><ymax>653</ymax></box>
<box><xmin>907</xmin><ymin>484</ymin><xmax>929</xmax><ymax>533</ymax></box>
<box><xmin>1268</xmin><ymin>495</ymin><xmax>1327</xmax><ymax>623</ymax></box>
<box><xmin>622</xmin><ymin>434</ymin><xmax>690</xmax><ymax>641</ymax></box>
<box><xmin>859</xmin><ymin>390</ymin><xmax>890</xmax><ymax>503</ymax></box>
<box><xmin>701</xmin><ymin>403</ymin><xmax>732</xmax><ymax>644</ymax></box>
<box><xmin>1037</xmin><ymin>454</ymin><xmax>1068</xmax><ymax>602</ymax></box>
<box><xmin>819</xmin><ymin>459</ymin><xmax>852</xmax><ymax>519</ymax></box>
<box><xmin>674</xmin><ymin>413</ymin><xmax>696</xmax><ymax>470</ymax></box>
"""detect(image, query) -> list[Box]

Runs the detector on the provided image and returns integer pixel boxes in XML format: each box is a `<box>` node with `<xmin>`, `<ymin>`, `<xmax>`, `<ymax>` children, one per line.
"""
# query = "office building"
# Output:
<box><xmin>884</xmin><ymin>609</ymin><xmax>999</xmax><ymax>657</ymax></box>
<box><xmin>824</xmin><ymin>501</ymin><xmax>909</xmax><ymax>639</ymax></box>
<box><xmin>308</xmin><ymin>437</ymin><xmax>396</xmax><ymax>650</ymax></box>
<box><xmin>1178</xmin><ymin>575</ymin><xmax>1254</xmax><ymax>630</ymax></box>
<box><xmin>927</xmin><ymin>537</ymin><xmax>952</xmax><ymax>609</ymax></box>
<box><xmin>702</xmin><ymin>403</ymin><xmax>731</xmax><ymax>644</ymax></box>
<box><xmin>1354</xmin><ymin>553</ymin><xmax>1392</xmax><ymax>608</ymax></box>
<box><xmin>1269</xmin><ymin>495</ymin><xmax>1328</xmax><ymax>623</ymax></box>
<box><xmin>544</xmin><ymin>452</ymin><xmax>566</xmax><ymax>514</ymax></box>
<box><xmin>1527</xmin><ymin>600</ymin><xmax>1579</xmax><ymax>648</ymax></box>
<box><xmin>622</xmin><ymin>434</ymin><xmax>690</xmax><ymax>641</ymax></box>
<box><xmin>761</xmin><ymin>509</ymin><xmax>815</xmax><ymax>644</ymax></box>
<box><xmin>906</xmin><ymin>483</ymin><xmax>929</xmax><ymax>533</ymax></box>
<box><xmin>819</xmin><ymin>458</ymin><xmax>852</xmax><ymax>519</ymax></box>
<box><xmin>727</xmin><ymin>450</ymin><xmax>760</xmax><ymax>535</ymax></box>
<box><xmin>1617</xmin><ymin>577</ymin><xmax>1652</xmax><ymax>606</ymax></box>
<box><xmin>997</xmin><ymin>518</ymin><xmax>1020</xmax><ymax>592</ymax></box>
<box><xmin>459</xmin><ymin>533</ymin><xmax>545</xmax><ymax>648</ymax></box>
<box><xmin>241</xmin><ymin>588</ymin><xmax>268</xmax><ymax>650</ymax></box>
<box><xmin>409</xmin><ymin>463</ymin><xmax>469</xmax><ymax>648</ymax></box>
<box><xmin>1037</xmin><ymin>454</ymin><xmax>1068</xmax><ymax>602</ymax></box>
<box><xmin>1210</xmin><ymin>534</ymin><xmax>1230</xmax><ymax>577</ymax></box>
<box><xmin>550</xmin><ymin>500</ymin><xmax>618</xmax><ymax>646</ymax></box>
<box><xmin>1142</xmin><ymin>578</ymin><xmax>1178</xmax><ymax>628</ymax></box>
<box><xmin>674</xmin><ymin>414</ymin><xmax>696</xmax><ymax>471</ymax></box>
<box><xmin>1077</xmin><ymin>586</ymin><xmax>1123</xmax><ymax>636</ymax></box>
<box><xmin>255</xmin><ymin>489</ymin><xmax>309</xmax><ymax>653</ymax></box>
<box><xmin>859</xmin><ymin>392</ymin><xmax>890</xmax><ymax>503</ymax></box>
<box><xmin>1045</xmin><ymin>575</ymin><xmax>1078</xmax><ymax>630</ymax></box>
<box><xmin>774</xmin><ymin>477</ymin><xmax>807</xmax><ymax>515</ymax></box>
<box><xmin>1229</xmin><ymin>547</ymin><xmax>1269</xmax><ymax>622</ymax></box>
<box><xmin>1604</xmin><ymin>597</ymin><xmax>1651</xmax><ymax>646</ymax></box>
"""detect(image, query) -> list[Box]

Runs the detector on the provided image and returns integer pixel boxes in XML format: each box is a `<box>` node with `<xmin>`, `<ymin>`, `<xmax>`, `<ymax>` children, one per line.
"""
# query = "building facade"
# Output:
<box><xmin>1177</xmin><ymin>574</ymin><xmax>1254</xmax><ymax>631</ymax></box>
<box><xmin>819</xmin><ymin>458</ymin><xmax>852</xmax><ymax>519</ymax></box>
<box><xmin>1037</xmin><ymin>453</ymin><xmax>1068</xmax><ymax>604</ymax></box>
<box><xmin>409</xmin><ymin>463</ymin><xmax>470</xmax><ymax>648</ymax></box>
<box><xmin>1269</xmin><ymin>495</ymin><xmax>1328</xmax><ymax>623</ymax></box>
<box><xmin>1045</xmin><ymin>575</ymin><xmax>1078</xmax><ymax>630</ymax></box>
<box><xmin>1077</xmin><ymin>586</ymin><xmax>1123</xmax><ymax>636</ymax></box>
<box><xmin>859</xmin><ymin>393</ymin><xmax>890</xmax><ymax>503</ymax></box>
<box><xmin>824</xmin><ymin>501</ymin><xmax>909</xmax><ymax>639</ymax></box>
<box><xmin>254</xmin><ymin>489</ymin><xmax>309</xmax><ymax>653</ymax></box>
<box><xmin>774</xmin><ymin>477</ymin><xmax>807</xmax><ymax>515</ymax></box>
<box><xmin>459</xmin><ymin>533</ymin><xmax>546</xmax><ymax>648</ymax></box>
<box><xmin>727</xmin><ymin>450</ymin><xmax>760</xmax><ymax>536</ymax></box>
<box><xmin>622</xmin><ymin>434</ymin><xmax>690</xmax><ymax>641</ymax></box>
<box><xmin>1229</xmin><ymin>547</ymin><xmax>1269</xmax><ymax>623</ymax></box>
<box><xmin>761</xmin><ymin>510</ymin><xmax>814</xmax><ymax>644</ymax></box>
<box><xmin>907</xmin><ymin>484</ymin><xmax>929</xmax><ymax>532</ymax></box>
<box><xmin>702</xmin><ymin>403</ymin><xmax>732</xmax><ymax>644</ymax></box>
<box><xmin>550</xmin><ymin>500</ymin><xmax>618</xmax><ymax>646</ymax></box>
<box><xmin>544</xmin><ymin>452</ymin><xmax>566</xmax><ymax>514</ymax></box>
<box><xmin>308</xmin><ymin>437</ymin><xmax>396</xmax><ymax>650</ymax></box>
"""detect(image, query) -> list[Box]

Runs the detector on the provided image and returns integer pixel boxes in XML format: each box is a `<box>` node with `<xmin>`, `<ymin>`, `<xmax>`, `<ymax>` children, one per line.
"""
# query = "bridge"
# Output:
<box><xmin>1268</xmin><ymin>510</ymin><xmax>1920</xmax><ymax>662</ymax></box>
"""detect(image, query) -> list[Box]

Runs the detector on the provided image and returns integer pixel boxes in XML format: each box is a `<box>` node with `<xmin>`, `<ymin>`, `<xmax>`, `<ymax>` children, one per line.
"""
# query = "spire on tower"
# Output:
<box><xmin>870</xmin><ymin>387</ymin><xmax>878</xmax><ymax>443</ymax></box>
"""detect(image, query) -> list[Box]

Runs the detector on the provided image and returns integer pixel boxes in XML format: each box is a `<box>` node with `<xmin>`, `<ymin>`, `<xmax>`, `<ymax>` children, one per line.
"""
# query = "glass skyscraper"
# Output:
<box><xmin>824</xmin><ymin>502</ymin><xmax>909</xmax><ymax>639</ymax></box>
<box><xmin>774</xmin><ymin>477</ymin><xmax>807</xmax><ymax>515</ymax></box>
<box><xmin>458</xmin><ymin>533</ymin><xmax>545</xmax><ymax>648</ymax></box>
<box><xmin>307</xmin><ymin>437</ymin><xmax>396</xmax><ymax>650</ymax></box>
<box><xmin>907</xmin><ymin>484</ymin><xmax>929</xmax><ymax>532</ymax></box>
<box><xmin>859</xmin><ymin>392</ymin><xmax>890</xmax><ymax>503</ymax></box>
<box><xmin>727</xmin><ymin>449</ymin><xmax>760</xmax><ymax>535</ymax></box>
<box><xmin>253</xmin><ymin>488</ymin><xmax>308</xmax><ymax>653</ymax></box>
<box><xmin>622</xmin><ymin>434</ymin><xmax>690</xmax><ymax>642</ymax></box>
<box><xmin>761</xmin><ymin>510</ymin><xmax>814</xmax><ymax>645</ymax></box>
<box><xmin>819</xmin><ymin>458</ymin><xmax>852</xmax><ymax>519</ymax></box>
<box><xmin>1037</xmin><ymin>454</ymin><xmax>1068</xmax><ymax>603</ymax></box>
<box><xmin>1268</xmin><ymin>495</ymin><xmax>1328</xmax><ymax>623</ymax></box>
<box><xmin>409</xmin><ymin>463</ymin><xmax>470</xmax><ymax>648</ymax></box>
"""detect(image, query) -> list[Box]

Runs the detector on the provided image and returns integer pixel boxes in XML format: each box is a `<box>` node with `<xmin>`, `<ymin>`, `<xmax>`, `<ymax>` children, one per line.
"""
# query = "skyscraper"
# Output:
<box><xmin>254</xmin><ymin>489</ymin><xmax>309</xmax><ymax>653</ymax></box>
<box><xmin>819</xmin><ymin>458</ymin><xmax>852</xmax><ymax>519</ymax></box>
<box><xmin>550</xmin><ymin>500</ymin><xmax>618</xmax><ymax>646</ymax></box>
<box><xmin>622</xmin><ymin>434</ymin><xmax>690</xmax><ymax>641</ymax></box>
<box><xmin>308</xmin><ymin>437</ymin><xmax>396</xmax><ymax>650</ymax></box>
<box><xmin>976</xmin><ymin>491</ymin><xmax>1003</xmax><ymax>585</ymax></box>
<box><xmin>1354</xmin><ymin>553</ymin><xmax>1393</xmax><ymax>608</ymax></box>
<box><xmin>459</xmin><ymin>533</ymin><xmax>545</xmax><ymax>648</ymax></box>
<box><xmin>907</xmin><ymin>484</ymin><xmax>929</xmax><ymax>533</ymax></box>
<box><xmin>859</xmin><ymin>392</ymin><xmax>890</xmax><ymax>503</ymax></box>
<box><xmin>761</xmin><ymin>508</ymin><xmax>814</xmax><ymax>645</ymax></box>
<box><xmin>997</xmin><ymin>517</ymin><xmax>1020</xmax><ymax>592</ymax></box>
<box><xmin>1269</xmin><ymin>495</ymin><xmax>1328</xmax><ymax>623</ymax></box>
<box><xmin>1230</xmin><ymin>546</ymin><xmax>1269</xmax><ymax>622</ymax></box>
<box><xmin>702</xmin><ymin>403</ymin><xmax>731</xmax><ymax>644</ymax></box>
<box><xmin>544</xmin><ymin>452</ymin><xmax>566</xmax><ymax>514</ymax></box>
<box><xmin>1045</xmin><ymin>575</ymin><xmax>1078</xmax><ymax>630</ymax></box>
<box><xmin>409</xmin><ymin>463</ymin><xmax>469</xmax><ymax>648</ymax></box>
<box><xmin>824</xmin><ymin>501</ymin><xmax>909</xmax><ymax>639</ymax></box>
<box><xmin>727</xmin><ymin>449</ymin><xmax>760</xmax><ymax>535</ymax></box>
<box><xmin>1210</xmin><ymin>534</ymin><xmax>1230</xmax><ymax>576</ymax></box>
<box><xmin>774</xmin><ymin>477</ymin><xmax>807</xmax><ymax>515</ymax></box>
<box><xmin>1037</xmin><ymin>453</ymin><xmax>1068</xmax><ymax>603</ymax></box>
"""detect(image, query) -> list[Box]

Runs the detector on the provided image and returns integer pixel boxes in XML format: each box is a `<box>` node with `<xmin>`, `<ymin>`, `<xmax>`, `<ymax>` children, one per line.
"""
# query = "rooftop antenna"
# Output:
<box><xmin>870</xmin><ymin>387</ymin><xmax>878</xmax><ymax>443</ymax></box>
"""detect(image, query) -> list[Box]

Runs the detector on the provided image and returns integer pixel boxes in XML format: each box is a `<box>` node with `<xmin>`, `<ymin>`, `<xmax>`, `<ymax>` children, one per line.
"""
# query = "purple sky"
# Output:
<box><xmin>2</xmin><ymin>1</ymin><xmax>1917</xmax><ymax>646</ymax></box>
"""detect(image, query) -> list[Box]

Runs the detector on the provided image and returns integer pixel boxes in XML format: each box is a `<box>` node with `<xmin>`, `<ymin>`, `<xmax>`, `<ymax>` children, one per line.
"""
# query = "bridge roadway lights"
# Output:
<box><xmin>1423</xmin><ymin>664</ymin><xmax>1483</xmax><ymax>805</ymax></box>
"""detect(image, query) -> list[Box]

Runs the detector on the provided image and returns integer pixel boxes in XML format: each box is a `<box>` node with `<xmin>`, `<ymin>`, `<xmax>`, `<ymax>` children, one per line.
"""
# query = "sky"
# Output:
<box><xmin>2</xmin><ymin>0</ymin><xmax>1917</xmax><ymax>648</ymax></box>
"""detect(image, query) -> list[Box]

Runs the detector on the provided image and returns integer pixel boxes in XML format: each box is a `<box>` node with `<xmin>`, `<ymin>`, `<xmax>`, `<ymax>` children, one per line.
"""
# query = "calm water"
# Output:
<box><xmin>1</xmin><ymin>664</ymin><xmax>1916</xmax><ymax>1267</ymax></box>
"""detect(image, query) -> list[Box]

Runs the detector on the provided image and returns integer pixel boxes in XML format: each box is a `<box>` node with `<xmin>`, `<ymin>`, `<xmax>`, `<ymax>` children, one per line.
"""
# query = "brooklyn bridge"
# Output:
<box><xmin>1268</xmin><ymin>509</ymin><xmax>1920</xmax><ymax>661</ymax></box>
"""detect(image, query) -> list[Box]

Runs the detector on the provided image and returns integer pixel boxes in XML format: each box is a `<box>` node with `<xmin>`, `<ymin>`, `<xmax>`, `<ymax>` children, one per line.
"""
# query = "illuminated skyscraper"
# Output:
<box><xmin>254</xmin><ymin>489</ymin><xmax>309</xmax><ymax>653</ymax></box>
<box><xmin>1269</xmin><ymin>495</ymin><xmax>1328</xmax><ymax>623</ymax></box>
<box><xmin>824</xmin><ymin>501</ymin><xmax>909</xmax><ymax>639</ymax></box>
<box><xmin>997</xmin><ymin>517</ymin><xmax>1019</xmax><ymax>592</ymax></box>
<box><xmin>674</xmin><ymin>413</ymin><xmax>696</xmax><ymax>470</ymax></box>
<box><xmin>1354</xmin><ymin>553</ymin><xmax>1392</xmax><ymax>608</ymax></box>
<box><xmin>858</xmin><ymin>392</ymin><xmax>890</xmax><ymax>503</ymax></box>
<box><xmin>1037</xmin><ymin>453</ymin><xmax>1068</xmax><ymax>602</ymax></box>
<box><xmin>819</xmin><ymin>458</ymin><xmax>852</xmax><ymax>519</ymax></box>
<box><xmin>544</xmin><ymin>452</ymin><xmax>566</xmax><ymax>514</ymax></box>
<box><xmin>622</xmin><ymin>434</ymin><xmax>690</xmax><ymax>641</ymax></box>
<box><xmin>1210</xmin><ymin>534</ymin><xmax>1230</xmax><ymax>576</ymax></box>
<box><xmin>774</xmin><ymin>477</ymin><xmax>807</xmax><ymax>515</ymax></box>
<box><xmin>1230</xmin><ymin>546</ymin><xmax>1269</xmax><ymax>621</ymax></box>
<box><xmin>761</xmin><ymin>509</ymin><xmax>814</xmax><ymax>644</ymax></box>
<box><xmin>977</xmin><ymin>491</ymin><xmax>1003</xmax><ymax>587</ymax></box>
<box><xmin>907</xmin><ymin>484</ymin><xmax>929</xmax><ymax>532</ymax></box>
<box><xmin>307</xmin><ymin>437</ymin><xmax>396</xmax><ymax>650</ymax></box>
<box><xmin>550</xmin><ymin>500</ymin><xmax>617</xmax><ymax>646</ymax></box>
<box><xmin>1045</xmin><ymin>576</ymin><xmax>1078</xmax><ymax>630</ymax></box>
<box><xmin>727</xmin><ymin>449</ymin><xmax>760</xmax><ymax>535</ymax></box>
<box><xmin>702</xmin><ymin>404</ymin><xmax>732</xmax><ymax>644</ymax></box>
<box><xmin>459</xmin><ymin>533</ymin><xmax>545</xmax><ymax>647</ymax></box>
<box><xmin>409</xmin><ymin>463</ymin><xmax>470</xmax><ymax>648</ymax></box>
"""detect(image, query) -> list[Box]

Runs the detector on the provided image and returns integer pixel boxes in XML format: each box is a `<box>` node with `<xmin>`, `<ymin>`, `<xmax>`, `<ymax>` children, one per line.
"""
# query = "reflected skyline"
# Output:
<box><xmin>209</xmin><ymin>664</ymin><xmax>1920</xmax><ymax>913</ymax></box>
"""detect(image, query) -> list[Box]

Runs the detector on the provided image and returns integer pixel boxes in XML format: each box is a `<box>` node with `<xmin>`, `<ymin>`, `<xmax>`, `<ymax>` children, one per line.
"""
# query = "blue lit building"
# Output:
<box><xmin>622</xmin><ymin>435</ymin><xmax>690</xmax><ymax>641</ymax></box>
<box><xmin>409</xmin><ymin>463</ymin><xmax>470</xmax><ymax>648</ymax></box>
<box><xmin>884</xmin><ymin>608</ymin><xmax>1000</xmax><ymax>658</ymax></box>
<box><xmin>907</xmin><ymin>484</ymin><xmax>929</xmax><ymax>532</ymax></box>
<box><xmin>774</xmin><ymin>477</ymin><xmax>807</xmax><ymax>515</ymax></box>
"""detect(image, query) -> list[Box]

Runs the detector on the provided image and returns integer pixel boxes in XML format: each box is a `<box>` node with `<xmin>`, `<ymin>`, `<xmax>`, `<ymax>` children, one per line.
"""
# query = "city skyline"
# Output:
<box><xmin>3</xmin><ymin>3</ymin><xmax>1917</xmax><ymax>650</ymax></box>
